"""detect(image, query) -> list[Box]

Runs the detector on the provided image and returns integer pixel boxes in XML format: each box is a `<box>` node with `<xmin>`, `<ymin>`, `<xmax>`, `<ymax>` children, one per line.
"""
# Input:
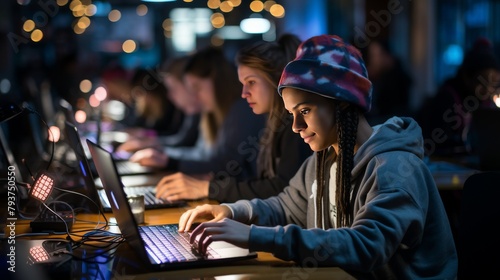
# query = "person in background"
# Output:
<box><xmin>419</xmin><ymin>38</ymin><xmax>500</xmax><ymax>245</ymax></box>
<box><xmin>116</xmin><ymin>56</ymin><xmax>201</xmax><ymax>154</ymax></box>
<box><xmin>130</xmin><ymin>46</ymin><xmax>266</xmax><ymax>182</ymax></box>
<box><xmin>177</xmin><ymin>35</ymin><xmax>457</xmax><ymax>279</ymax></box>
<box><xmin>158</xmin><ymin>55</ymin><xmax>202</xmax><ymax>148</ymax></box>
<box><xmin>361</xmin><ymin>39</ymin><xmax>413</xmax><ymax>125</ymax></box>
<box><xmin>128</xmin><ymin>68</ymin><xmax>185</xmax><ymax>136</ymax></box>
<box><xmin>421</xmin><ymin>37</ymin><xmax>500</xmax><ymax>157</ymax></box>
<box><xmin>153</xmin><ymin>34</ymin><xmax>313</xmax><ymax>203</ymax></box>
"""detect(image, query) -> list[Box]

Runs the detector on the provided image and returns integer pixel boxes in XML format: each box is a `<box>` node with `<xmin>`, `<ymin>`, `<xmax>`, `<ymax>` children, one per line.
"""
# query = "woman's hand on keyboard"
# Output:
<box><xmin>190</xmin><ymin>218</ymin><xmax>250</xmax><ymax>255</ymax></box>
<box><xmin>178</xmin><ymin>204</ymin><xmax>232</xmax><ymax>233</ymax></box>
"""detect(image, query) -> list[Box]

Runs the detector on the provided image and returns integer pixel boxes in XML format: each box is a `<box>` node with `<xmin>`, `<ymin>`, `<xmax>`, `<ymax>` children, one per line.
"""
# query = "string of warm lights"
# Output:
<box><xmin>20</xmin><ymin>0</ymin><xmax>285</xmax><ymax>43</ymax></box>
<box><xmin>16</xmin><ymin>0</ymin><xmax>288</xmax><ymax>121</ymax></box>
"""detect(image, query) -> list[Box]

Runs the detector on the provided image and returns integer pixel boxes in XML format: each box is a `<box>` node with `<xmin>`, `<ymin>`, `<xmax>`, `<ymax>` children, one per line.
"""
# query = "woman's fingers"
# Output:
<box><xmin>179</xmin><ymin>205</ymin><xmax>211</xmax><ymax>232</ymax></box>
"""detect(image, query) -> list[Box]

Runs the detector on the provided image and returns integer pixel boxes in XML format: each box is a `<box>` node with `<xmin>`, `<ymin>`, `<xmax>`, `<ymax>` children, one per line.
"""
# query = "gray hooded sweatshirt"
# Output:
<box><xmin>226</xmin><ymin>117</ymin><xmax>458</xmax><ymax>279</ymax></box>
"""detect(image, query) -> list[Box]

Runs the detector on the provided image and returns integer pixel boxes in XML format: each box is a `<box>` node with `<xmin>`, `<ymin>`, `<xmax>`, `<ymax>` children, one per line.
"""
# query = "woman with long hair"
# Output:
<box><xmin>130</xmin><ymin>46</ymin><xmax>266</xmax><ymax>181</ymax></box>
<box><xmin>152</xmin><ymin>34</ymin><xmax>312</xmax><ymax>203</ymax></box>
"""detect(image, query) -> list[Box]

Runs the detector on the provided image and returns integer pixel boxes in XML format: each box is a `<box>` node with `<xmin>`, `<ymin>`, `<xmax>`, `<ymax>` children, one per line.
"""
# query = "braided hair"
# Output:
<box><xmin>335</xmin><ymin>103</ymin><xmax>360</xmax><ymax>228</ymax></box>
<box><xmin>315</xmin><ymin>101</ymin><xmax>360</xmax><ymax>228</ymax></box>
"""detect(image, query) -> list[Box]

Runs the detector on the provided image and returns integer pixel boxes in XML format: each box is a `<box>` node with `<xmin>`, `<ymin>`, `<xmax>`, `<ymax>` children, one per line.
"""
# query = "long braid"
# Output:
<box><xmin>315</xmin><ymin>149</ymin><xmax>328</xmax><ymax>228</ymax></box>
<box><xmin>335</xmin><ymin>104</ymin><xmax>359</xmax><ymax>228</ymax></box>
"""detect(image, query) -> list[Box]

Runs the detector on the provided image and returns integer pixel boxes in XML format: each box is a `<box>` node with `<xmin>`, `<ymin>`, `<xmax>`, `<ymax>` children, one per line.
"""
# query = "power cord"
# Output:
<box><xmin>31</xmin><ymin>201</ymin><xmax>75</xmax><ymax>241</ymax></box>
<box><xmin>52</xmin><ymin>186</ymin><xmax>108</xmax><ymax>226</ymax></box>
<box><xmin>22</xmin><ymin>104</ymin><xmax>55</xmax><ymax>171</ymax></box>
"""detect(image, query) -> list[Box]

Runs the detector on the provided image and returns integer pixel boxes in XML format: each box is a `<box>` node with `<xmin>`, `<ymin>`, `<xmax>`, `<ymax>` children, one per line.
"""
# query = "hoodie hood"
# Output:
<box><xmin>352</xmin><ymin>117</ymin><xmax>424</xmax><ymax>177</ymax></box>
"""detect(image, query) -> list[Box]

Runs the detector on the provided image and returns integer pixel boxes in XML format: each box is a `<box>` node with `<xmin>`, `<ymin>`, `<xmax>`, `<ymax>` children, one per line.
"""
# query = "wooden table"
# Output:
<box><xmin>4</xmin><ymin>199</ymin><xmax>354</xmax><ymax>280</ymax></box>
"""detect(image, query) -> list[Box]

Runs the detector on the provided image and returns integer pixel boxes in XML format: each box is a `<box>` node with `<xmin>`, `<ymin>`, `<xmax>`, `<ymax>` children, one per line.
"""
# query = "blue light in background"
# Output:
<box><xmin>282</xmin><ymin>0</ymin><xmax>327</xmax><ymax>40</ymax></box>
<box><xmin>93</xmin><ymin>1</ymin><xmax>112</xmax><ymax>17</ymax></box>
<box><xmin>465</xmin><ymin>2</ymin><xmax>489</xmax><ymax>27</ymax></box>
<box><xmin>443</xmin><ymin>44</ymin><xmax>463</xmax><ymax>66</ymax></box>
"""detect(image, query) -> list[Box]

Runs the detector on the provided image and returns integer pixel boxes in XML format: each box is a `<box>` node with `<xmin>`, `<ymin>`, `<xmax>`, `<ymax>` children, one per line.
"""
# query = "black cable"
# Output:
<box><xmin>53</xmin><ymin>186</ymin><xmax>108</xmax><ymax>226</ymax></box>
<box><xmin>23</xmin><ymin>105</ymin><xmax>55</xmax><ymax>171</ymax></box>
<box><xmin>1</xmin><ymin>178</ymin><xmax>125</xmax><ymax>263</ymax></box>
<box><xmin>66</xmin><ymin>229</ymin><xmax>125</xmax><ymax>263</ymax></box>
<box><xmin>40</xmin><ymin>201</ymin><xmax>74</xmax><ymax>242</ymax></box>
<box><xmin>21</xmin><ymin>158</ymin><xmax>36</xmax><ymax>182</ymax></box>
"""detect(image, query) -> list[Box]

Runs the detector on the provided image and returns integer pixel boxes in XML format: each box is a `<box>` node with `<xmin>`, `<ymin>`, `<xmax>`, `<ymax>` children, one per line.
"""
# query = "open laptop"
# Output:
<box><xmin>59</xmin><ymin>99</ymin><xmax>157</xmax><ymax>176</ymax></box>
<box><xmin>86</xmin><ymin>138</ymin><xmax>256</xmax><ymax>269</ymax></box>
<box><xmin>64</xmin><ymin>122</ymin><xmax>186</xmax><ymax>212</ymax></box>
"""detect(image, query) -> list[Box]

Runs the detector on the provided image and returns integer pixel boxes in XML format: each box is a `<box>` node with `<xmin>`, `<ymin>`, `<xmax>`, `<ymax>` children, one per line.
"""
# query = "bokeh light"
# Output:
<box><xmin>80</xmin><ymin>79</ymin><xmax>92</xmax><ymax>93</ymax></box>
<box><xmin>210</xmin><ymin>13</ymin><xmax>225</xmax><ymax>29</ymax></box>
<box><xmin>207</xmin><ymin>0</ymin><xmax>221</xmax><ymax>9</ymax></box>
<box><xmin>75</xmin><ymin>110</ymin><xmax>87</xmax><ymax>123</ymax></box>
<box><xmin>229</xmin><ymin>0</ymin><xmax>241</xmax><ymax>7</ymax></box>
<box><xmin>220</xmin><ymin>1</ymin><xmax>234</xmax><ymax>13</ymax></box>
<box><xmin>85</xmin><ymin>4</ymin><xmax>97</xmax><ymax>16</ymax></box>
<box><xmin>77</xmin><ymin>16</ymin><xmax>91</xmax><ymax>29</ymax></box>
<box><xmin>56</xmin><ymin>0</ymin><xmax>68</xmax><ymax>6</ymax></box>
<box><xmin>264</xmin><ymin>0</ymin><xmax>275</xmax><ymax>11</ymax></box>
<box><xmin>250</xmin><ymin>1</ymin><xmax>264</xmax><ymax>12</ymax></box>
<box><xmin>269</xmin><ymin>4</ymin><xmax>285</xmax><ymax>18</ymax></box>
<box><xmin>94</xmin><ymin>86</ymin><xmax>107</xmax><ymax>101</ymax></box>
<box><xmin>137</xmin><ymin>4</ymin><xmax>148</xmax><ymax>16</ymax></box>
<box><xmin>108</xmin><ymin>9</ymin><xmax>121</xmax><ymax>22</ymax></box>
<box><xmin>23</xmin><ymin>20</ymin><xmax>35</xmax><ymax>32</ymax></box>
<box><xmin>122</xmin><ymin>40</ymin><xmax>137</xmax><ymax>53</ymax></box>
<box><xmin>48</xmin><ymin>126</ymin><xmax>61</xmax><ymax>142</ymax></box>
<box><xmin>31</xmin><ymin>29</ymin><xmax>43</xmax><ymax>42</ymax></box>
<box><xmin>89</xmin><ymin>94</ymin><xmax>100</xmax><ymax>107</ymax></box>
<box><xmin>0</xmin><ymin>79</ymin><xmax>11</xmax><ymax>93</ymax></box>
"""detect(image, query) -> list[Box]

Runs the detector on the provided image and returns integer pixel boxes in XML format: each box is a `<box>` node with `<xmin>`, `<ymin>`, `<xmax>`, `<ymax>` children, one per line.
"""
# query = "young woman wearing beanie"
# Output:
<box><xmin>153</xmin><ymin>34</ymin><xmax>313</xmax><ymax>203</ymax></box>
<box><xmin>177</xmin><ymin>34</ymin><xmax>458</xmax><ymax>279</ymax></box>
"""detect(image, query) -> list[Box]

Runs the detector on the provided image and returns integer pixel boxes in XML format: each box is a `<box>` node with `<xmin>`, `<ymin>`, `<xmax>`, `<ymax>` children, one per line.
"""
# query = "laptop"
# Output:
<box><xmin>59</xmin><ymin>99</ymin><xmax>156</xmax><ymax>176</ymax></box>
<box><xmin>64</xmin><ymin>122</ymin><xmax>186</xmax><ymax>212</ymax></box>
<box><xmin>86</xmin><ymin>139</ymin><xmax>256</xmax><ymax>269</ymax></box>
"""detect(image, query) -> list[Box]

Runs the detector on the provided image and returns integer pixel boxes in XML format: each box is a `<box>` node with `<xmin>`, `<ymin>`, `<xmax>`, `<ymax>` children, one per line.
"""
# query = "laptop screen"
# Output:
<box><xmin>85</xmin><ymin>139</ymin><xmax>152</xmax><ymax>262</ymax></box>
<box><xmin>64</xmin><ymin>121</ymin><xmax>104</xmax><ymax>214</ymax></box>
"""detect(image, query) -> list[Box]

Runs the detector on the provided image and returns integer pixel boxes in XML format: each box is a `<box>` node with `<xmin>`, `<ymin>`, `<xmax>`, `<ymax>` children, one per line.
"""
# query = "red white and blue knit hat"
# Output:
<box><xmin>278</xmin><ymin>35</ymin><xmax>373</xmax><ymax>112</ymax></box>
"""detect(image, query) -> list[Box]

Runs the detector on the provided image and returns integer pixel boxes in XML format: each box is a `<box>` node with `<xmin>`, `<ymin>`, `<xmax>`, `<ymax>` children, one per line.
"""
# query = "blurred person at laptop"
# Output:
<box><xmin>151</xmin><ymin>34</ymin><xmax>313</xmax><ymax>203</ymax></box>
<box><xmin>116</xmin><ymin>56</ymin><xmax>202</xmax><ymax>156</ymax></box>
<box><xmin>419</xmin><ymin>37</ymin><xmax>500</xmax><ymax>158</ymax></box>
<box><xmin>127</xmin><ymin>68</ymin><xmax>187</xmax><ymax>136</ymax></box>
<box><xmin>177</xmin><ymin>35</ymin><xmax>458</xmax><ymax>279</ymax></box>
<box><xmin>128</xmin><ymin>46</ymin><xmax>266</xmax><ymax>181</ymax></box>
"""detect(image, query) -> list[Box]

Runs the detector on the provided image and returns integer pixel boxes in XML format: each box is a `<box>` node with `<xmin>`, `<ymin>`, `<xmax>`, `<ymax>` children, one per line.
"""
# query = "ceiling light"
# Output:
<box><xmin>240</xmin><ymin>15</ymin><xmax>270</xmax><ymax>34</ymax></box>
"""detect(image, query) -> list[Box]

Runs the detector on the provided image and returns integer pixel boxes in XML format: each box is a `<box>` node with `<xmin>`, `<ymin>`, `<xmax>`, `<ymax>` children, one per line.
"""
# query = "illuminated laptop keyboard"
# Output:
<box><xmin>139</xmin><ymin>225</ymin><xmax>213</xmax><ymax>263</ymax></box>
